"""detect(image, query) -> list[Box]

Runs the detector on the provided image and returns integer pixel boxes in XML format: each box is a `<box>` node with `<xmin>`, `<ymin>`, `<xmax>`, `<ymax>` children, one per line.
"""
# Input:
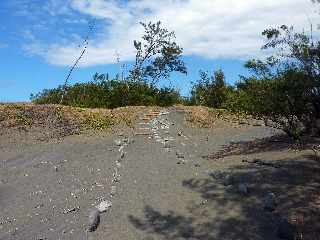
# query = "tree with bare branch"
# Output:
<box><xmin>129</xmin><ymin>21</ymin><xmax>187</xmax><ymax>84</ymax></box>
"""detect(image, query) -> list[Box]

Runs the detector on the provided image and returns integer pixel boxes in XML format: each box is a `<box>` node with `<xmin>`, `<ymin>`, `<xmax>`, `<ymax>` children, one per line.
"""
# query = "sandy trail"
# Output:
<box><xmin>1</xmin><ymin>108</ymin><xmax>317</xmax><ymax>240</ymax></box>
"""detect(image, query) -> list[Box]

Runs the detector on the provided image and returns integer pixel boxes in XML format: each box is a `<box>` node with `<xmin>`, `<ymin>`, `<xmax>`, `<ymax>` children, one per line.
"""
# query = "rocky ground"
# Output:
<box><xmin>0</xmin><ymin>107</ymin><xmax>319</xmax><ymax>240</ymax></box>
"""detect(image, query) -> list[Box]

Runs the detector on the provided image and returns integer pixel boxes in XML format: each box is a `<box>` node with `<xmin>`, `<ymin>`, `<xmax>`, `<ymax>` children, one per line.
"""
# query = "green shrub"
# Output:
<box><xmin>31</xmin><ymin>79</ymin><xmax>182</xmax><ymax>108</ymax></box>
<box><xmin>190</xmin><ymin>69</ymin><xmax>234</xmax><ymax>108</ymax></box>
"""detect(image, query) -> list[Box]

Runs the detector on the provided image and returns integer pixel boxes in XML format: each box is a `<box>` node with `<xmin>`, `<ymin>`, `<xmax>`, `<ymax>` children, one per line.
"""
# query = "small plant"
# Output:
<box><xmin>16</xmin><ymin>111</ymin><xmax>33</xmax><ymax>126</ymax></box>
<box><xmin>82</xmin><ymin>112</ymin><xmax>113</xmax><ymax>130</ymax></box>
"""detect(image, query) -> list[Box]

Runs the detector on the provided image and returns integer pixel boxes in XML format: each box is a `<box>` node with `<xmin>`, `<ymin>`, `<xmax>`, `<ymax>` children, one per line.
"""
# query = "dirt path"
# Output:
<box><xmin>1</xmin><ymin>108</ymin><xmax>318</xmax><ymax>239</ymax></box>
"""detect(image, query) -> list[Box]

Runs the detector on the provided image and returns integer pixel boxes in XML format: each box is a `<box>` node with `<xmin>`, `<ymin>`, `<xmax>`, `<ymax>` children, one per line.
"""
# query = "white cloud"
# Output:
<box><xmin>26</xmin><ymin>0</ymin><xmax>319</xmax><ymax>66</ymax></box>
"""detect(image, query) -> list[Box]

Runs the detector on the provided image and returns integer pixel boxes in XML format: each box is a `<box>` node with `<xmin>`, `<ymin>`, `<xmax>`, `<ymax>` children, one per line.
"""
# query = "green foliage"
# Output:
<box><xmin>31</xmin><ymin>78</ymin><xmax>182</xmax><ymax>108</ymax></box>
<box><xmin>30</xmin><ymin>19</ymin><xmax>320</xmax><ymax>142</ymax></box>
<box><xmin>82</xmin><ymin>112</ymin><xmax>112</xmax><ymax>130</ymax></box>
<box><xmin>130</xmin><ymin>21</ymin><xmax>187</xmax><ymax>83</ymax></box>
<box><xmin>15</xmin><ymin>110</ymin><xmax>33</xmax><ymax>125</ymax></box>
<box><xmin>187</xmin><ymin>24</ymin><xmax>320</xmax><ymax>140</ymax></box>
<box><xmin>223</xmin><ymin>25</ymin><xmax>320</xmax><ymax>140</ymax></box>
<box><xmin>190</xmin><ymin>69</ymin><xmax>234</xmax><ymax>108</ymax></box>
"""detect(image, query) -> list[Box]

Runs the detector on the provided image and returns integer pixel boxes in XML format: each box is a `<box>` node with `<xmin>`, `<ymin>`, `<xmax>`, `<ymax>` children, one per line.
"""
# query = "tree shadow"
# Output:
<box><xmin>204</xmin><ymin>134</ymin><xmax>320</xmax><ymax>160</ymax></box>
<box><xmin>129</xmin><ymin>154</ymin><xmax>320</xmax><ymax>240</ymax></box>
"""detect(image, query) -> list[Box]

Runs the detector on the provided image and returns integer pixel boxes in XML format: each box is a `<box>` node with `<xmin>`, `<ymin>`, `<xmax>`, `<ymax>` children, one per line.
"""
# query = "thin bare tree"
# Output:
<box><xmin>60</xmin><ymin>19</ymin><xmax>96</xmax><ymax>104</ymax></box>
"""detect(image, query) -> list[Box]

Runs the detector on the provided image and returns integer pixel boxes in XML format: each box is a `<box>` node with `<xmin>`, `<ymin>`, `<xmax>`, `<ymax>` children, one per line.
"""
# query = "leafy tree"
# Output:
<box><xmin>191</xmin><ymin>69</ymin><xmax>233</xmax><ymax>108</ymax></box>
<box><xmin>225</xmin><ymin>25</ymin><xmax>320</xmax><ymax>140</ymax></box>
<box><xmin>130</xmin><ymin>21</ymin><xmax>187</xmax><ymax>84</ymax></box>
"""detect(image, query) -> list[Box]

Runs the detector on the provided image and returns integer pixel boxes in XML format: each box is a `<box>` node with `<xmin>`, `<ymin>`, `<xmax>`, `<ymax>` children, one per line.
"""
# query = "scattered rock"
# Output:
<box><xmin>194</xmin><ymin>163</ymin><xmax>201</xmax><ymax>168</ymax></box>
<box><xmin>112</xmin><ymin>174</ymin><xmax>120</xmax><ymax>183</ymax></box>
<box><xmin>177</xmin><ymin>160</ymin><xmax>186</xmax><ymax>165</ymax></box>
<box><xmin>88</xmin><ymin>208</ymin><xmax>100</xmax><ymax>232</ymax></box>
<box><xmin>35</xmin><ymin>203</ymin><xmax>44</xmax><ymax>209</ymax></box>
<box><xmin>62</xmin><ymin>206</ymin><xmax>80</xmax><ymax>214</ymax></box>
<box><xmin>199</xmin><ymin>199</ymin><xmax>208</xmax><ymax>205</ymax></box>
<box><xmin>238</xmin><ymin>183</ymin><xmax>249</xmax><ymax>195</ymax></box>
<box><xmin>263</xmin><ymin>192</ymin><xmax>277</xmax><ymax>211</ymax></box>
<box><xmin>120</xmin><ymin>151</ymin><xmax>125</xmax><ymax>159</ymax></box>
<box><xmin>277</xmin><ymin>218</ymin><xmax>296</xmax><ymax>240</ymax></box>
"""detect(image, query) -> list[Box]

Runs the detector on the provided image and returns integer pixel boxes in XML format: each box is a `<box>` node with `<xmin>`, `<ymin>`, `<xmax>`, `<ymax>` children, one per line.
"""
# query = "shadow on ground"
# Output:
<box><xmin>128</xmin><ymin>137</ymin><xmax>320</xmax><ymax>240</ymax></box>
<box><xmin>205</xmin><ymin>134</ymin><xmax>320</xmax><ymax>160</ymax></box>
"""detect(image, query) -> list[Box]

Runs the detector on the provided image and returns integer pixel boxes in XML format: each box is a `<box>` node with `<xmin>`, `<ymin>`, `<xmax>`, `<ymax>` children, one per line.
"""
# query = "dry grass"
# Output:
<box><xmin>0</xmin><ymin>103</ymin><xmax>151</xmax><ymax>139</ymax></box>
<box><xmin>179</xmin><ymin>105</ymin><xmax>264</xmax><ymax>128</ymax></box>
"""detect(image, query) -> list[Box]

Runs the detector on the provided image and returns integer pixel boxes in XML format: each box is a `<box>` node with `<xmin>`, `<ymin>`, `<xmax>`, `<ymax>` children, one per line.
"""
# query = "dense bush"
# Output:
<box><xmin>31</xmin><ymin>20</ymin><xmax>320</xmax><ymax>141</ymax></box>
<box><xmin>190</xmin><ymin>69</ymin><xmax>234</xmax><ymax>108</ymax></box>
<box><xmin>223</xmin><ymin>25</ymin><xmax>320</xmax><ymax>140</ymax></box>
<box><xmin>187</xmin><ymin>25</ymin><xmax>320</xmax><ymax>140</ymax></box>
<box><xmin>31</xmin><ymin>79</ymin><xmax>182</xmax><ymax>108</ymax></box>
<box><xmin>224</xmin><ymin>68</ymin><xmax>313</xmax><ymax>139</ymax></box>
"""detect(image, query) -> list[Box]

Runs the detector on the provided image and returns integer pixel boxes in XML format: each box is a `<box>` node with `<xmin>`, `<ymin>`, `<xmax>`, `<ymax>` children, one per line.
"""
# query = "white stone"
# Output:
<box><xmin>114</xmin><ymin>140</ymin><xmax>122</xmax><ymax>146</ymax></box>
<box><xmin>118</xmin><ymin>145</ymin><xmax>124</xmax><ymax>152</ymax></box>
<box><xmin>96</xmin><ymin>200</ymin><xmax>112</xmax><ymax>213</ymax></box>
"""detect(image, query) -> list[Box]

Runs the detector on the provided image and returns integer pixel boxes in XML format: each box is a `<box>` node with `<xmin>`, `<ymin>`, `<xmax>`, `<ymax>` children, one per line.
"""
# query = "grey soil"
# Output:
<box><xmin>0</xmin><ymin>108</ymin><xmax>319</xmax><ymax>240</ymax></box>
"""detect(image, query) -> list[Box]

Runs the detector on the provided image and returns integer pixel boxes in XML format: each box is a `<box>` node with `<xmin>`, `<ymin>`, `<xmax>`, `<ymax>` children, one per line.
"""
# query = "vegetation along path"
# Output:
<box><xmin>0</xmin><ymin>107</ymin><xmax>319</xmax><ymax>240</ymax></box>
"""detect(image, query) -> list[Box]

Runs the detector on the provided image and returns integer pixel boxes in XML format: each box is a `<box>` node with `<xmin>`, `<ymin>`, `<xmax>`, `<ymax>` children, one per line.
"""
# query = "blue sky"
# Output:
<box><xmin>0</xmin><ymin>0</ymin><xmax>317</xmax><ymax>102</ymax></box>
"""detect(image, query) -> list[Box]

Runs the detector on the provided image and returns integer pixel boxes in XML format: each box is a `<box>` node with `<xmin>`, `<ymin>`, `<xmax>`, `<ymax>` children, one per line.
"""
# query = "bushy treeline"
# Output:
<box><xmin>31</xmin><ymin>21</ymin><xmax>320</xmax><ymax>140</ymax></box>
<box><xmin>193</xmin><ymin>25</ymin><xmax>320</xmax><ymax>140</ymax></box>
<box><xmin>31</xmin><ymin>78</ymin><xmax>182</xmax><ymax>108</ymax></box>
